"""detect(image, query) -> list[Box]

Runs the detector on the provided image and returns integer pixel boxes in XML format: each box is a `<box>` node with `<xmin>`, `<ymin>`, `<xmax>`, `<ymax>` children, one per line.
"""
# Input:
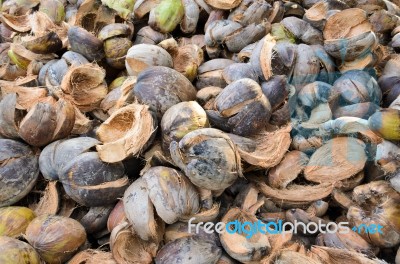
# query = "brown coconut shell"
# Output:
<box><xmin>60</xmin><ymin>64</ymin><xmax>108</xmax><ymax>112</ymax></box>
<box><xmin>304</xmin><ymin>137</ymin><xmax>368</xmax><ymax>184</ymax></box>
<box><xmin>268</xmin><ymin>151</ymin><xmax>309</xmax><ymax>189</ymax></box>
<box><xmin>30</xmin><ymin>181</ymin><xmax>60</xmax><ymax>216</ymax></box>
<box><xmin>254</xmin><ymin>177</ymin><xmax>335</xmax><ymax>208</ymax></box>
<box><xmin>110</xmin><ymin>221</ymin><xmax>158</xmax><ymax>264</ymax></box>
<box><xmin>69</xmin><ymin>249</ymin><xmax>117</xmax><ymax>264</ymax></box>
<box><xmin>234</xmin><ymin>125</ymin><xmax>291</xmax><ymax>169</ymax></box>
<box><xmin>96</xmin><ymin>103</ymin><xmax>157</xmax><ymax>163</ymax></box>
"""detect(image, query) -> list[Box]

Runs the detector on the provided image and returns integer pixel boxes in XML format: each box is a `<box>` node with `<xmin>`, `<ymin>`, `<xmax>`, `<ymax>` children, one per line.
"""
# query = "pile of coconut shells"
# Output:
<box><xmin>1</xmin><ymin>0</ymin><xmax>400</xmax><ymax>263</ymax></box>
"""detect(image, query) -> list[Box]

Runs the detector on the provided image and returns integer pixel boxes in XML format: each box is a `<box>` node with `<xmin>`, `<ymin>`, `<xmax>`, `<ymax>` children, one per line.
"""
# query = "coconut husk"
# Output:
<box><xmin>70</xmin><ymin>106</ymin><xmax>92</xmax><ymax>134</ymax></box>
<box><xmin>123</xmin><ymin>178</ymin><xmax>165</xmax><ymax>242</ymax></box>
<box><xmin>254</xmin><ymin>177</ymin><xmax>335</xmax><ymax>208</ymax></box>
<box><xmin>29</xmin><ymin>12</ymin><xmax>69</xmax><ymax>48</ymax></box>
<box><xmin>96</xmin><ymin>103</ymin><xmax>156</xmax><ymax>163</ymax></box>
<box><xmin>110</xmin><ymin>222</ymin><xmax>158</xmax><ymax>264</ymax></box>
<box><xmin>323</xmin><ymin>8</ymin><xmax>372</xmax><ymax>40</ymax></box>
<box><xmin>140</xmin><ymin>142</ymin><xmax>176</xmax><ymax>176</ymax></box>
<box><xmin>74</xmin><ymin>0</ymin><xmax>116</xmax><ymax>34</ymax></box>
<box><xmin>0</xmin><ymin>85</ymin><xmax>46</xmax><ymax>110</ymax></box>
<box><xmin>61</xmin><ymin>64</ymin><xmax>108</xmax><ymax>112</ymax></box>
<box><xmin>0</xmin><ymin>93</ymin><xmax>22</xmax><ymax>138</ymax></box>
<box><xmin>107</xmin><ymin>200</ymin><xmax>126</xmax><ymax>232</ymax></box>
<box><xmin>234</xmin><ymin>125</ymin><xmax>291</xmax><ymax>169</ymax></box>
<box><xmin>219</xmin><ymin>207</ymin><xmax>271</xmax><ymax>263</ymax></box>
<box><xmin>304</xmin><ymin>137</ymin><xmax>368</xmax><ymax>184</ymax></box>
<box><xmin>10</xmin><ymin>43</ymin><xmax>57</xmax><ymax>63</ymax></box>
<box><xmin>0</xmin><ymin>12</ymin><xmax>31</xmax><ymax>32</ymax></box>
<box><xmin>179</xmin><ymin>202</ymin><xmax>220</xmax><ymax>223</ymax></box>
<box><xmin>99</xmin><ymin>76</ymin><xmax>137</xmax><ymax>117</ymax></box>
<box><xmin>69</xmin><ymin>249</ymin><xmax>117</xmax><ymax>264</ymax></box>
<box><xmin>268</xmin><ymin>151</ymin><xmax>309</xmax><ymax>189</ymax></box>
<box><xmin>309</xmin><ymin>246</ymin><xmax>387</xmax><ymax>264</ymax></box>
<box><xmin>204</xmin><ymin>0</ymin><xmax>241</xmax><ymax>10</ymax></box>
<box><xmin>331</xmin><ymin>189</ymin><xmax>355</xmax><ymax>209</ymax></box>
<box><xmin>30</xmin><ymin>181</ymin><xmax>60</xmax><ymax>216</ymax></box>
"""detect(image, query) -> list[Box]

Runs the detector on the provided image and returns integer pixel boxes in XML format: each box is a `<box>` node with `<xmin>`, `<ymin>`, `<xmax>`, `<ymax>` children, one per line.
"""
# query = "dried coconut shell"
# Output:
<box><xmin>316</xmin><ymin>230</ymin><xmax>375</xmax><ymax>255</ymax></box>
<box><xmin>318</xmin><ymin>117</ymin><xmax>382</xmax><ymax>144</ymax></box>
<box><xmin>204</xmin><ymin>0</ymin><xmax>241</xmax><ymax>10</ymax></box>
<box><xmin>156</xmin><ymin>236</ymin><xmax>221</xmax><ymax>264</ymax></box>
<box><xmin>0</xmin><ymin>13</ymin><xmax>31</xmax><ymax>32</ymax></box>
<box><xmin>107</xmin><ymin>200</ymin><xmax>126</xmax><ymax>232</ymax></box>
<box><xmin>110</xmin><ymin>221</ymin><xmax>158</xmax><ymax>264</ymax></box>
<box><xmin>219</xmin><ymin>207</ymin><xmax>271</xmax><ymax>263</ymax></box>
<box><xmin>99</xmin><ymin>76</ymin><xmax>137</xmax><ymax>118</ymax></box>
<box><xmin>140</xmin><ymin>141</ymin><xmax>175</xmax><ymax>176</ymax></box>
<box><xmin>164</xmin><ymin>221</ymin><xmax>220</xmax><ymax>245</ymax></box>
<box><xmin>30</xmin><ymin>181</ymin><xmax>60</xmax><ymax>216</ymax></box>
<box><xmin>17</xmin><ymin>97</ymin><xmax>75</xmax><ymax>147</ymax></box>
<box><xmin>142</xmin><ymin>166</ymin><xmax>200</xmax><ymax>224</ymax></box>
<box><xmin>179</xmin><ymin>202</ymin><xmax>220</xmax><ymax>223</ymax></box>
<box><xmin>304</xmin><ymin>137</ymin><xmax>367</xmax><ymax>184</ymax></box>
<box><xmin>71</xmin><ymin>105</ymin><xmax>92</xmax><ymax>134</ymax></box>
<box><xmin>234</xmin><ymin>125</ymin><xmax>291</xmax><ymax>169</ymax></box>
<box><xmin>255</xmin><ymin>177</ymin><xmax>335</xmax><ymax>209</ymax></box>
<box><xmin>96</xmin><ymin>103</ymin><xmax>157</xmax><ymax>163</ymax></box>
<box><xmin>268</xmin><ymin>151</ymin><xmax>309</xmax><ymax>189</ymax></box>
<box><xmin>323</xmin><ymin>8</ymin><xmax>372</xmax><ymax>40</ymax></box>
<box><xmin>125</xmin><ymin>44</ymin><xmax>173</xmax><ymax>76</ymax></box>
<box><xmin>0</xmin><ymin>85</ymin><xmax>47</xmax><ymax>110</ymax></box>
<box><xmin>0</xmin><ymin>93</ymin><xmax>21</xmax><ymax>138</ymax></box>
<box><xmin>61</xmin><ymin>64</ymin><xmax>108</xmax><ymax>112</ymax></box>
<box><xmin>310</xmin><ymin>246</ymin><xmax>386</xmax><ymax>264</ymax></box>
<box><xmin>271</xmin><ymin>250</ymin><xmax>323</xmax><ymax>264</ymax></box>
<box><xmin>123</xmin><ymin>177</ymin><xmax>165</xmax><ymax>242</ymax></box>
<box><xmin>69</xmin><ymin>249</ymin><xmax>116</xmax><ymax>264</ymax></box>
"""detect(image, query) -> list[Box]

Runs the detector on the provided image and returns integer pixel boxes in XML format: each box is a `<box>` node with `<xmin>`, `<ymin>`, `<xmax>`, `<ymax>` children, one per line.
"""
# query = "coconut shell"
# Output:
<box><xmin>0</xmin><ymin>13</ymin><xmax>31</xmax><ymax>32</ymax></box>
<box><xmin>125</xmin><ymin>44</ymin><xmax>173</xmax><ymax>76</ymax></box>
<box><xmin>25</xmin><ymin>214</ymin><xmax>87</xmax><ymax>264</ymax></box>
<box><xmin>196</xmin><ymin>59</ymin><xmax>234</xmax><ymax>89</ymax></box>
<box><xmin>80</xmin><ymin>206</ymin><xmax>113</xmax><ymax>234</ymax></box>
<box><xmin>304</xmin><ymin>137</ymin><xmax>367</xmax><ymax>184</ymax></box>
<box><xmin>161</xmin><ymin>101</ymin><xmax>209</xmax><ymax>151</ymax></box>
<box><xmin>123</xmin><ymin>177</ymin><xmax>165</xmax><ymax>242</ymax></box>
<box><xmin>281</xmin><ymin>17</ymin><xmax>323</xmax><ymax>45</ymax></box>
<box><xmin>316</xmin><ymin>229</ymin><xmax>374</xmax><ymax>254</ymax></box>
<box><xmin>180</xmin><ymin>0</ymin><xmax>200</xmax><ymax>34</ymax></box>
<box><xmin>310</xmin><ymin>246</ymin><xmax>387</xmax><ymax>264</ymax></box>
<box><xmin>255</xmin><ymin>177</ymin><xmax>334</xmax><ymax>208</ymax></box>
<box><xmin>110</xmin><ymin>221</ymin><xmax>158</xmax><ymax>264</ymax></box>
<box><xmin>268</xmin><ymin>151</ymin><xmax>309</xmax><ymax>189</ymax></box>
<box><xmin>68</xmin><ymin>26</ymin><xmax>105</xmax><ymax>61</ymax></box>
<box><xmin>0</xmin><ymin>206</ymin><xmax>36</xmax><ymax>237</ymax></box>
<box><xmin>234</xmin><ymin>125</ymin><xmax>291</xmax><ymax>169</ymax></box>
<box><xmin>96</xmin><ymin>103</ymin><xmax>157</xmax><ymax>163</ymax></box>
<box><xmin>204</xmin><ymin>0</ymin><xmax>241</xmax><ymax>10</ymax></box>
<box><xmin>219</xmin><ymin>207</ymin><xmax>270</xmax><ymax>263</ymax></box>
<box><xmin>0</xmin><ymin>236</ymin><xmax>41</xmax><ymax>264</ymax></box>
<box><xmin>170</xmin><ymin>128</ymin><xmax>242</xmax><ymax>191</ymax></box>
<box><xmin>142</xmin><ymin>166</ymin><xmax>200</xmax><ymax>224</ymax></box>
<box><xmin>60</xmin><ymin>64</ymin><xmax>108</xmax><ymax>112</ymax></box>
<box><xmin>0</xmin><ymin>93</ymin><xmax>21</xmax><ymax>139</ymax></box>
<box><xmin>107</xmin><ymin>200</ymin><xmax>126</xmax><ymax>232</ymax></box>
<box><xmin>164</xmin><ymin>221</ymin><xmax>220</xmax><ymax>245</ymax></box>
<box><xmin>0</xmin><ymin>139</ymin><xmax>39</xmax><ymax>207</ymax></box>
<box><xmin>31</xmin><ymin>181</ymin><xmax>60</xmax><ymax>216</ymax></box>
<box><xmin>133</xmin><ymin>66</ymin><xmax>197</xmax><ymax>119</ymax></box>
<box><xmin>69</xmin><ymin>249</ymin><xmax>117</xmax><ymax>264</ymax></box>
<box><xmin>58</xmin><ymin>152</ymin><xmax>129</xmax><ymax>207</ymax></box>
<box><xmin>156</xmin><ymin>236</ymin><xmax>222</xmax><ymax>264</ymax></box>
